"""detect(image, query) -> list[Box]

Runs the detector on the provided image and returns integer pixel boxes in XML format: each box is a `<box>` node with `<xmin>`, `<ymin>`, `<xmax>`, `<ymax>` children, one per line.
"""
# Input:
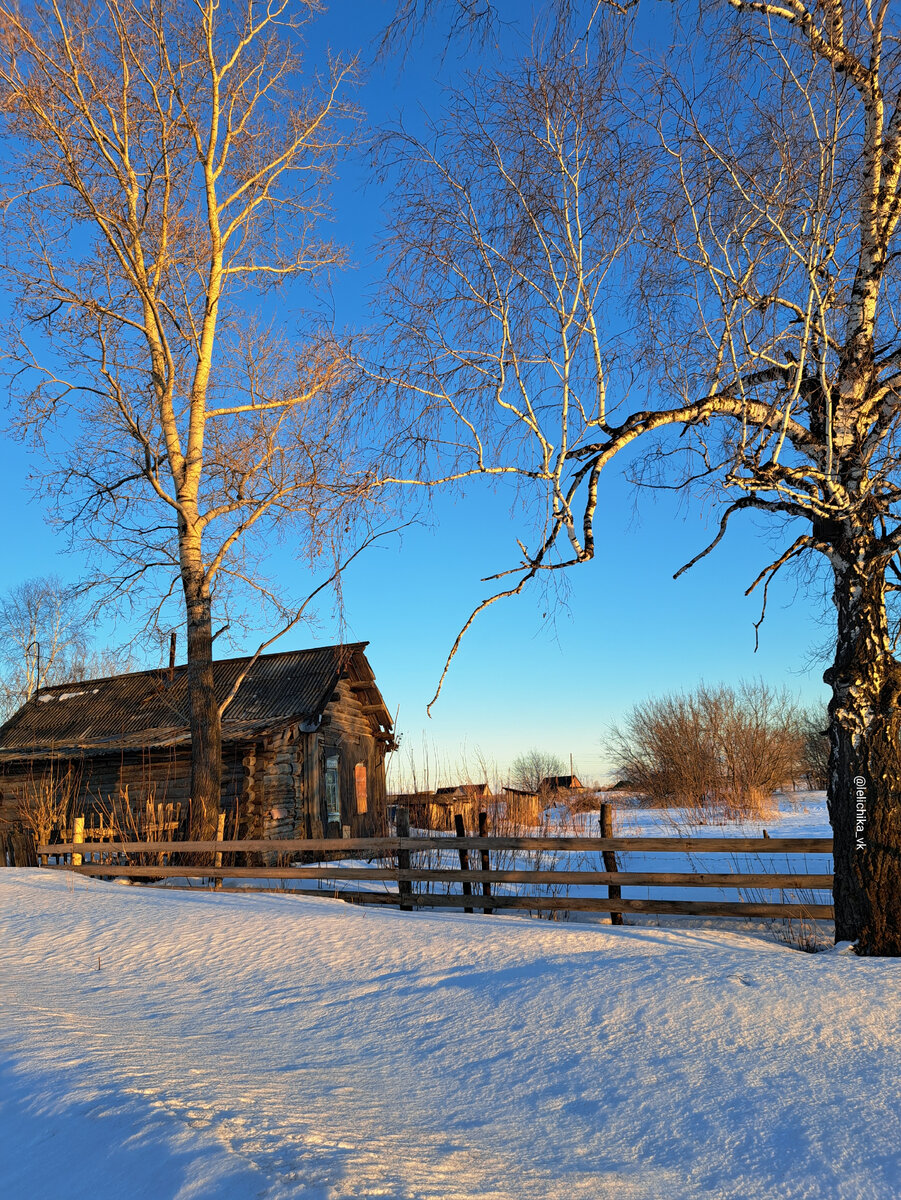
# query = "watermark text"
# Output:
<box><xmin>854</xmin><ymin>775</ymin><xmax>867</xmax><ymax>850</ymax></box>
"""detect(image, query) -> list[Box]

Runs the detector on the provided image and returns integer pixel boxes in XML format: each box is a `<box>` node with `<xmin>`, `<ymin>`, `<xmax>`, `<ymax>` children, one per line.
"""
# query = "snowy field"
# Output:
<box><xmin>3</xmin><ymin>863</ymin><xmax>900</xmax><ymax>1199</ymax></box>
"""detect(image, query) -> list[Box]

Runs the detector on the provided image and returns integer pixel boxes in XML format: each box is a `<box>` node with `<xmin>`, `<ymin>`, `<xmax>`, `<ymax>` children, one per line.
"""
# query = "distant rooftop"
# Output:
<box><xmin>539</xmin><ymin>775</ymin><xmax>585</xmax><ymax>791</ymax></box>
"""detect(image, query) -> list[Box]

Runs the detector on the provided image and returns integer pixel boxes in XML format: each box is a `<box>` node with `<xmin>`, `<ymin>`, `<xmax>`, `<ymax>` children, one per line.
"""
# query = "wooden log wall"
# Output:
<box><xmin>259</xmin><ymin>730</ymin><xmax>303</xmax><ymax>844</ymax></box>
<box><xmin>2</xmin><ymin>744</ymin><xmax>247</xmax><ymax>838</ymax></box>
<box><xmin>318</xmin><ymin>678</ymin><xmax>389</xmax><ymax>836</ymax></box>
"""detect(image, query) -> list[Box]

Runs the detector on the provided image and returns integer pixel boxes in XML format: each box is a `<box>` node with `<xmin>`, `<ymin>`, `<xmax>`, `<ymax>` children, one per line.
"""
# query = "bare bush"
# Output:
<box><xmin>563</xmin><ymin>789</ymin><xmax>602</xmax><ymax>815</ymax></box>
<box><xmin>611</xmin><ymin>682</ymin><xmax>805</xmax><ymax>820</ymax></box>
<box><xmin>799</xmin><ymin>709</ymin><xmax>830</xmax><ymax>790</ymax></box>
<box><xmin>16</xmin><ymin>762</ymin><xmax>82</xmax><ymax>850</ymax></box>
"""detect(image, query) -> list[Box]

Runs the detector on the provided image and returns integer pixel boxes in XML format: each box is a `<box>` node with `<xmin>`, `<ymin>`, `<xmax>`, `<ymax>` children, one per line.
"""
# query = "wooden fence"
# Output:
<box><xmin>29</xmin><ymin>828</ymin><xmax>836</xmax><ymax>920</ymax></box>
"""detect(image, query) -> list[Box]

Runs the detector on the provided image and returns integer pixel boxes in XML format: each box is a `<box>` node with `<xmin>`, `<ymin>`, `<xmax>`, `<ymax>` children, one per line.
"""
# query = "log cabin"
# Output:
<box><xmin>0</xmin><ymin>643</ymin><xmax>396</xmax><ymax>842</ymax></box>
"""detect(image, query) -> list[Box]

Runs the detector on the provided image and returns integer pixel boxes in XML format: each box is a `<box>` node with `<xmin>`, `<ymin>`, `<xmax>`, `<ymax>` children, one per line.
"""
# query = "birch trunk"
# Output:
<box><xmin>183</xmin><ymin>567</ymin><xmax>221</xmax><ymax>841</ymax></box>
<box><xmin>827</xmin><ymin>545</ymin><xmax>901</xmax><ymax>953</ymax></box>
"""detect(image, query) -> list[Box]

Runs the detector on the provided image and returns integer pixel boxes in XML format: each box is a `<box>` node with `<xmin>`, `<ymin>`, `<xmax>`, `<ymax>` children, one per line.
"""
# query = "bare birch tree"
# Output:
<box><xmin>377</xmin><ymin>5</ymin><xmax>901</xmax><ymax>953</ymax></box>
<box><xmin>0</xmin><ymin>575</ymin><xmax>132</xmax><ymax>718</ymax></box>
<box><xmin>509</xmin><ymin>749</ymin><xmax>566</xmax><ymax>794</ymax></box>
<box><xmin>0</xmin><ymin>1</ymin><xmax>374</xmax><ymax>835</ymax></box>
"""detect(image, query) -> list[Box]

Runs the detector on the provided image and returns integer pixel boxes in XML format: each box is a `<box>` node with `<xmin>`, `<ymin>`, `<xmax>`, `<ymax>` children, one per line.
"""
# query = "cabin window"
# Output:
<box><xmin>324</xmin><ymin>753</ymin><xmax>341</xmax><ymax>826</ymax></box>
<box><xmin>355</xmin><ymin>762</ymin><xmax>368</xmax><ymax>814</ymax></box>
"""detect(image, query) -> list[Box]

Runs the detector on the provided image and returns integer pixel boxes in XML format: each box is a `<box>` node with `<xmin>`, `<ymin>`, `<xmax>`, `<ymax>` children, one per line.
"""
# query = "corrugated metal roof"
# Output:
<box><xmin>0</xmin><ymin>642</ymin><xmax>389</xmax><ymax>759</ymax></box>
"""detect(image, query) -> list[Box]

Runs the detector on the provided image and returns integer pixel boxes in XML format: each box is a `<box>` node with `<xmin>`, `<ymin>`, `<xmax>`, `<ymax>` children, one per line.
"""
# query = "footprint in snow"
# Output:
<box><xmin>727</xmin><ymin>975</ymin><xmax>757</xmax><ymax>987</ymax></box>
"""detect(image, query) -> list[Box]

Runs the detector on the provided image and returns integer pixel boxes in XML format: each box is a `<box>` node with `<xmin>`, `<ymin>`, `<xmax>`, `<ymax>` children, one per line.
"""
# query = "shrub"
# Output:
<box><xmin>610</xmin><ymin>681</ymin><xmax>806</xmax><ymax>819</ymax></box>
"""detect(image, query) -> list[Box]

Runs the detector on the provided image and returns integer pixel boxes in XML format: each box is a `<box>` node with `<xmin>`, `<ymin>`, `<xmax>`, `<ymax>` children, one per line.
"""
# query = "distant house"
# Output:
<box><xmin>391</xmin><ymin>782</ymin><xmax>493</xmax><ymax>832</ymax></box>
<box><xmin>539</xmin><ymin>775</ymin><xmax>585</xmax><ymax>793</ymax></box>
<box><xmin>0</xmin><ymin>643</ymin><xmax>396</xmax><ymax>842</ymax></box>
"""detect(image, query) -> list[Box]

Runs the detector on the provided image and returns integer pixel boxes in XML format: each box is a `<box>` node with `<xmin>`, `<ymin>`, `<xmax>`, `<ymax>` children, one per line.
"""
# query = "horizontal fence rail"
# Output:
<box><xmin>39</xmin><ymin>864</ymin><xmax>834</xmax><ymax>889</ymax></box>
<box><xmin>31</xmin><ymin>832</ymin><xmax>836</xmax><ymax>921</ymax></box>
<box><xmin>39</xmin><ymin>835</ymin><xmax>835</xmax><ymax>855</ymax></box>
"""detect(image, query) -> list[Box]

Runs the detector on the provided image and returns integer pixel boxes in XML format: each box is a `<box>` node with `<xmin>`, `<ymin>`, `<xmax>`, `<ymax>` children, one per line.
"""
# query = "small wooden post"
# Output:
<box><xmin>396</xmin><ymin>806</ymin><xmax>413</xmax><ymax>911</ymax></box>
<box><xmin>454</xmin><ymin>812</ymin><xmax>473</xmax><ymax>914</ymax></box>
<box><xmin>213</xmin><ymin>811</ymin><xmax>226</xmax><ymax>889</ymax></box>
<box><xmin>72</xmin><ymin>816</ymin><xmax>85</xmax><ymax>867</ymax></box>
<box><xmin>600</xmin><ymin>803</ymin><xmax>623</xmax><ymax>926</ymax></box>
<box><xmin>478</xmin><ymin>810</ymin><xmax>492</xmax><ymax>915</ymax></box>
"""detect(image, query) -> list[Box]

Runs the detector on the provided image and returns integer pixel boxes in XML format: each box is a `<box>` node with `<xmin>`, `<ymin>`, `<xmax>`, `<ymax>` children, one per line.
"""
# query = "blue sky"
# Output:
<box><xmin>0</xmin><ymin>2</ymin><xmax>832</xmax><ymax>786</ymax></box>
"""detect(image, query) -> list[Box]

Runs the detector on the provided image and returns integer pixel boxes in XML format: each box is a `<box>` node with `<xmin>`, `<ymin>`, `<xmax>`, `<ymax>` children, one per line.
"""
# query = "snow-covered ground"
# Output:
<box><xmin>2</xmin><ymin>864</ymin><xmax>899</xmax><ymax>1199</ymax></box>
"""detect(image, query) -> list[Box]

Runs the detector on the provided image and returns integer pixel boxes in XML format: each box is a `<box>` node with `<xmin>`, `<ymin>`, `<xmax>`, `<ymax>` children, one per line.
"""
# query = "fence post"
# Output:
<box><xmin>72</xmin><ymin>816</ymin><xmax>85</xmax><ymax>867</ymax></box>
<box><xmin>478</xmin><ymin>810</ymin><xmax>492</xmax><ymax>915</ymax></box>
<box><xmin>600</xmin><ymin>803</ymin><xmax>623</xmax><ymax>926</ymax></box>
<box><xmin>6</xmin><ymin>829</ymin><xmax>38</xmax><ymax>867</ymax></box>
<box><xmin>396</xmin><ymin>806</ymin><xmax>413</xmax><ymax>911</ymax></box>
<box><xmin>454</xmin><ymin>813</ymin><xmax>473</xmax><ymax>914</ymax></box>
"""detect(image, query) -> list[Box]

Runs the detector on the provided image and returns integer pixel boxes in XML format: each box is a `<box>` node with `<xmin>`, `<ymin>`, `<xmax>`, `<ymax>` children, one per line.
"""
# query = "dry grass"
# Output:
<box><xmin>16</xmin><ymin>762</ymin><xmax>81</xmax><ymax>855</ymax></box>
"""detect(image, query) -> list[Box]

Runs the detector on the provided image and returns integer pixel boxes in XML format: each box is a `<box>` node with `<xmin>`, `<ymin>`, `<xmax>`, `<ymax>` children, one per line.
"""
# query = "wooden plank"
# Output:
<box><xmin>45</xmin><ymin>863</ymin><xmax>834</xmax><ymax>887</ymax></box>
<box><xmin>38</xmin><ymin>835</ymin><xmax>836</xmax><ymax>855</ymax></box>
<box><xmin>38</xmin><ymin>868</ymin><xmax>835</xmax><ymax>917</ymax></box>
<box><xmin>134</xmin><ymin>885</ymin><xmax>833</xmax><ymax>919</ymax></box>
<box><xmin>148</xmin><ymin>884</ymin><xmax>406</xmax><ymax>904</ymax></box>
<box><xmin>72</xmin><ymin>816</ymin><xmax>84</xmax><ymax>867</ymax></box>
<box><xmin>350</xmin><ymin>894</ymin><xmax>835</xmax><ymax>918</ymax></box>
